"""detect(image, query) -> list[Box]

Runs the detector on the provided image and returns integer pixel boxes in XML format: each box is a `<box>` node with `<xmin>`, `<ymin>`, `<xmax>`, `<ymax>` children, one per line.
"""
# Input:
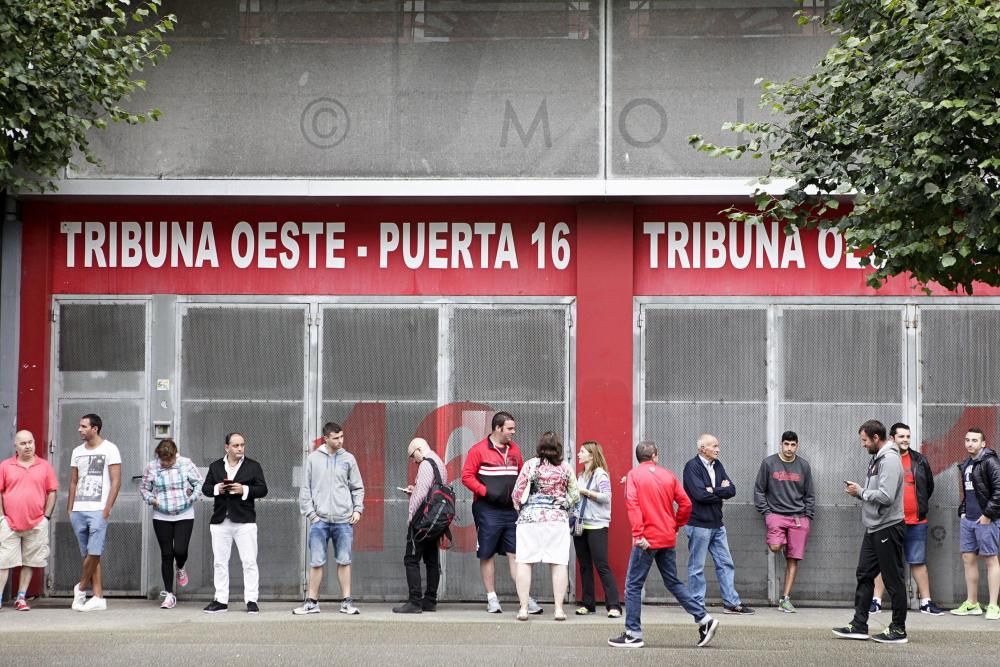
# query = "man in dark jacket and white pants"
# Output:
<box><xmin>835</xmin><ymin>420</ymin><xmax>908</xmax><ymax>643</ymax></box>
<box><xmin>682</xmin><ymin>433</ymin><xmax>754</xmax><ymax>615</ymax></box>
<box><xmin>201</xmin><ymin>432</ymin><xmax>268</xmax><ymax>614</ymax></box>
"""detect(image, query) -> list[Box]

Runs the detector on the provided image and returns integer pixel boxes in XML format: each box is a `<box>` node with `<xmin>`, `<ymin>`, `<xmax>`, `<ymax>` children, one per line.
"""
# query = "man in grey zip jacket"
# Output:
<box><xmin>833</xmin><ymin>419</ymin><xmax>908</xmax><ymax>644</ymax></box>
<box><xmin>293</xmin><ymin>421</ymin><xmax>365</xmax><ymax>616</ymax></box>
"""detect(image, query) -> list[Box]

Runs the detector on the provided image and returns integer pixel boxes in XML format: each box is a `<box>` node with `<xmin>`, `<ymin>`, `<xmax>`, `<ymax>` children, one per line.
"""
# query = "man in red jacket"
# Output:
<box><xmin>461</xmin><ymin>411</ymin><xmax>541</xmax><ymax>614</ymax></box>
<box><xmin>608</xmin><ymin>441</ymin><xmax>719</xmax><ymax>649</ymax></box>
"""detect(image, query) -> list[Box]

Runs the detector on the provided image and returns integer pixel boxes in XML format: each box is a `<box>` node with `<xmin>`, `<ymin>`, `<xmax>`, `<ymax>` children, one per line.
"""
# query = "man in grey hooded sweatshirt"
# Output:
<box><xmin>833</xmin><ymin>420</ymin><xmax>908</xmax><ymax>644</ymax></box>
<box><xmin>293</xmin><ymin>421</ymin><xmax>365</xmax><ymax>616</ymax></box>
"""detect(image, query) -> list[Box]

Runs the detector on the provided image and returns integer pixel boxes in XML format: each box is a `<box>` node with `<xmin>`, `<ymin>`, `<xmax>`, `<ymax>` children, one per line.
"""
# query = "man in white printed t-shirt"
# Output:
<box><xmin>67</xmin><ymin>413</ymin><xmax>122</xmax><ymax>611</ymax></box>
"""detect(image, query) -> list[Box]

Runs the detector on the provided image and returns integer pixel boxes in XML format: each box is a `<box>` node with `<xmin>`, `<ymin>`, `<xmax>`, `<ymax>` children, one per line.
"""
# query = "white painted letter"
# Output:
<box><xmin>428</xmin><ymin>222</ymin><xmax>448</xmax><ymax>269</ymax></box>
<box><xmin>195</xmin><ymin>222</ymin><xmax>219</xmax><ymax>267</ymax></box>
<box><xmin>495</xmin><ymin>223</ymin><xmax>518</xmax><ymax>269</ymax></box>
<box><xmin>83</xmin><ymin>222</ymin><xmax>107</xmax><ymax>268</ymax></box>
<box><xmin>325</xmin><ymin>223</ymin><xmax>345</xmax><ymax>268</ymax></box>
<box><xmin>279</xmin><ymin>221</ymin><xmax>300</xmax><ymax>269</ymax></box>
<box><xmin>62</xmin><ymin>221</ymin><xmax>81</xmax><ymax>267</ymax></box>
<box><xmin>644</xmin><ymin>222</ymin><xmax>664</xmax><ymax>269</ymax></box>
<box><xmin>380</xmin><ymin>223</ymin><xmax>399</xmax><ymax>268</ymax></box>
<box><xmin>232</xmin><ymin>222</ymin><xmax>254</xmax><ymax>269</ymax></box>
<box><xmin>704</xmin><ymin>222</ymin><xmax>727</xmax><ymax>269</ymax></box>
<box><xmin>666</xmin><ymin>222</ymin><xmax>690</xmax><ymax>269</ymax></box>
<box><xmin>121</xmin><ymin>222</ymin><xmax>142</xmax><ymax>268</ymax></box>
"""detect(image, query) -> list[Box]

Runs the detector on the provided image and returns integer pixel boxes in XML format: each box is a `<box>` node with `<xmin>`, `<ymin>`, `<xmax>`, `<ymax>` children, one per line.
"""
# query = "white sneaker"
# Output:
<box><xmin>160</xmin><ymin>592</ymin><xmax>177</xmax><ymax>609</ymax></box>
<box><xmin>293</xmin><ymin>599</ymin><xmax>320</xmax><ymax>615</ymax></box>
<box><xmin>82</xmin><ymin>596</ymin><xmax>107</xmax><ymax>611</ymax></box>
<box><xmin>72</xmin><ymin>584</ymin><xmax>87</xmax><ymax>611</ymax></box>
<box><xmin>487</xmin><ymin>597</ymin><xmax>503</xmax><ymax>613</ymax></box>
<box><xmin>339</xmin><ymin>598</ymin><xmax>360</xmax><ymax>615</ymax></box>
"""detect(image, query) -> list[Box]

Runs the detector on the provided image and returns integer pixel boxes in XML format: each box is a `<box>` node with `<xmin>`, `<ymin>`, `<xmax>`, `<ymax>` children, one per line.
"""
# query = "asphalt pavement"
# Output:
<box><xmin>1</xmin><ymin>598</ymin><xmax>996</xmax><ymax>666</ymax></box>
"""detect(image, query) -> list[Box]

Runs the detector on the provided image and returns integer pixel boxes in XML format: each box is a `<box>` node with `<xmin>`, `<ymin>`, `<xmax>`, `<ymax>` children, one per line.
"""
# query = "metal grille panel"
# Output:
<box><xmin>322</xmin><ymin>308</ymin><xmax>438</xmax><ymax>400</ymax></box>
<box><xmin>179</xmin><ymin>305</ymin><xmax>306</xmax><ymax>598</ymax></box>
<box><xmin>921</xmin><ymin>309</ymin><xmax>1000</xmax><ymax>404</ymax></box>
<box><xmin>58</xmin><ymin>303</ymin><xmax>145</xmax><ymax>372</ymax></box>
<box><xmin>644</xmin><ymin>308</ymin><xmax>766</xmax><ymax>401</ymax></box>
<box><xmin>642</xmin><ymin>306</ymin><xmax>767</xmax><ymax>603</ymax></box>
<box><xmin>920</xmin><ymin>308</ymin><xmax>1000</xmax><ymax>605</ymax></box>
<box><xmin>450</xmin><ymin>308</ymin><xmax>566</xmax><ymax>402</ymax></box>
<box><xmin>181</xmin><ymin>402</ymin><xmax>304</xmax><ymax>498</ymax></box>
<box><xmin>52</xmin><ymin>397</ymin><xmax>146</xmax><ymax>594</ymax></box>
<box><xmin>182</xmin><ymin>307</ymin><xmax>305</xmax><ymax>400</ymax></box>
<box><xmin>782</xmin><ymin>309</ymin><xmax>901</xmax><ymax>403</ymax></box>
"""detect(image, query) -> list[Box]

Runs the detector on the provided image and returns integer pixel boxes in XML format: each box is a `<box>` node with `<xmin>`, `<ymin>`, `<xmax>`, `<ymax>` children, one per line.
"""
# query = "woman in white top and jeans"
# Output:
<box><xmin>574</xmin><ymin>440</ymin><xmax>621</xmax><ymax>617</ymax></box>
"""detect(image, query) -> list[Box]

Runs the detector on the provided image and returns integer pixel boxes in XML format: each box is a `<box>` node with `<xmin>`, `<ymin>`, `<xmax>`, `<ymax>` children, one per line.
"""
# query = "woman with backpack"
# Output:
<box><xmin>511</xmin><ymin>431</ymin><xmax>579</xmax><ymax>621</ymax></box>
<box><xmin>573</xmin><ymin>440</ymin><xmax>621</xmax><ymax>617</ymax></box>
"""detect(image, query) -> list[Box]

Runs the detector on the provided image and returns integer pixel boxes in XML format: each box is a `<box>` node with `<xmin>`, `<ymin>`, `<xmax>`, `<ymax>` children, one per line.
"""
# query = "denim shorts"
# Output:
<box><xmin>903</xmin><ymin>522</ymin><xmax>928</xmax><ymax>564</ymax></box>
<box><xmin>959</xmin><ymin>515</ymin><xmax>999</xmax><ymax>556</ymax></box>
<box><xmin>309</xmin><ymin>521</ymin><xmax>353</xmax><ymax>566</ymax></box>
<box><xmin>70</xmin><ymin>511</ymin><xmax>108</xmax><ymax>557</ymax></box>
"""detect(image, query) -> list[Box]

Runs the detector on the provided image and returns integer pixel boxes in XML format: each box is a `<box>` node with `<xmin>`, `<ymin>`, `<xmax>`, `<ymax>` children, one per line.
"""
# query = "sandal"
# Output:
<box><xmin>516</xmin><ymin>609</ymin><xmax>529</xmax><ymax>621</ymax></box>
<box><xmin>608</xmin><ymin>608</ymin><xmax>622</xmax><ymax>618</ymax></box>
<box><xmin>575</xmin><ymin>606</ymin><xmax>593</xmax><ymax>615</ymax></box>
<box><xmin>554</xmin><ymin>611</ymin><xmax>567</xmax><ymax>621</ymax></box>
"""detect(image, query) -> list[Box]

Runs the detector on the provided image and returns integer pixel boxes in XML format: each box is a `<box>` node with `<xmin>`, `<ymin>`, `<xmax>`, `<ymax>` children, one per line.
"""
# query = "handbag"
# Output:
<box><xmin>519</xmin><ymin>459</ymin><xmax>537</xmax><ymax>505</ymax></box>
<box><xmin>570</xmin><ymin>471</ymin><xmax>597</xmax><ymax>536</ymax></box>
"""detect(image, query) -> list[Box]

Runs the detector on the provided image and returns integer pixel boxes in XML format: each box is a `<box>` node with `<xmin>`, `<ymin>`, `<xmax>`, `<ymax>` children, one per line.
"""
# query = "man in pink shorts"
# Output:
<box><xmin>754</xmin><ymin>431</ymin><xmax>815</xmax><ymax>612</ymax></box>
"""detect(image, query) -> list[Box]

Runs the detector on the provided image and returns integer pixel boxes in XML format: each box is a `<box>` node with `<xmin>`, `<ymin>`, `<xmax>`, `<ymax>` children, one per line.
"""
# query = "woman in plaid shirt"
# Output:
<box><xmin>140</xmin><ymin>439</ymin><xmax>203</xmax><ymax>608</ymax></box>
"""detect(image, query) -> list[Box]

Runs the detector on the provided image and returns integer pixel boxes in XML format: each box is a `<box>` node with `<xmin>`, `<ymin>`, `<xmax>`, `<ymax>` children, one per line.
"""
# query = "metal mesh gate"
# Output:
<box><xmin>51</xmin><ymin>301</ymin><xmax>149</xmax><ymax>595</ymax></box>
<box><xmin>178</xmin><ymin>305</ymin><xmax>309</xmax><ymax>600</ymax></box>
<box><xmin>919</xmin><ymin>307</ymin><xmax>1000</xmax><ymax>605</ymax></box>
<box><xmin>639</xmin><ymin>303</ymin><xmax>906</xmax><ymax>605</ymax></box>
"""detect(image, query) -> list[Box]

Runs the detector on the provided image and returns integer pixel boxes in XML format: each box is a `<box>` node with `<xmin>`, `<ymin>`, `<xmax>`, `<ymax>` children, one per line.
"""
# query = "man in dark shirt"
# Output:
<box><xmin>683</xmin><ymin>433</ymin><xmax>754</xmax><ymax>615</ymax></box>
<box><xmin>754</xmin><ymin>430</ymin><xmax>815</xmax><ymax>613</ymax></box>
<box><xmin>951</xmin><ymin>427</ymin><xmax>1000</xmax><ymax>619</ymax></box>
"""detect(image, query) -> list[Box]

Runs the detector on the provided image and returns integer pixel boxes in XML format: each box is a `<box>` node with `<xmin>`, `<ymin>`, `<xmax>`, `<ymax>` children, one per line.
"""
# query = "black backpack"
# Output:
<box><xmin>410</xmin><ymin>460</ymin><xmax>456</xmax><ymax>544</ymax></box>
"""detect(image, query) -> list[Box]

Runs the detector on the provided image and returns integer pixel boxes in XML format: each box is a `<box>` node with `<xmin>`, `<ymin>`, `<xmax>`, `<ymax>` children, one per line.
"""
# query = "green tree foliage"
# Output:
<box><xmin>0</xmin><ymin>0</ymin><xmax>175</xmax><ymax>193</ymax></box>
<box><xmin>689</xmin><ymin>0</ymin><xmax>1000</xmax><ymax>292</ymax></box>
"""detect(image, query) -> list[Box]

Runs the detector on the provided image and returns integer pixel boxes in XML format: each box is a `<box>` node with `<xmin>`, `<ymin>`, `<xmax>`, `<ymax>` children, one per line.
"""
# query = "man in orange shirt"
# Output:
<box><xmin>608</xmin><ymin>441</ymin><xmax>719</xmax><ymax>649</ymax></box>
<box><xmin>0</xmin><ymin>430</ymin><xmax>58</xmax><ymax>611</ymax></box>
<box><xmin>871</xmin><ymin>422</ymin><xmax>944</xmax><ymax>615</ymax></box>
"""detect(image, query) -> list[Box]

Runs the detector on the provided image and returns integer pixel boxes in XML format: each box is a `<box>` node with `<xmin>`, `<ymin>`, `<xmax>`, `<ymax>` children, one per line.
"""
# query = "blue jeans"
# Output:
<box><xmin>309</xmin><ymin>521</ymin><xmax>353</xmax><ymax>566</ymax></box>
<box><xmin>70</xmin><ymin>511</ymin><xmax>108</xmax><ymax>557</ymax></box>
<box><xmin>624</xmin><ymin>546</ymin><xmax>707</xmax><ymax>638</ymax></box>
<box><xmin>685</xmin><ymin>525</ymin><xmax>741</xmax><ymax>608</ymax></box>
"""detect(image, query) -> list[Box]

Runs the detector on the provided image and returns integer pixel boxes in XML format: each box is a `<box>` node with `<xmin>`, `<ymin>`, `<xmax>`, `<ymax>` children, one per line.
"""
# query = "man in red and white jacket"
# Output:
<box><xmin>460</xmin><ymin>411</ymin><xmax>541</xmax><ymax>615</ymax></box>
<box><xmin>608</xmin><ymin>441</ymin><xmax>719</xmax><ymax>650</ymax></box>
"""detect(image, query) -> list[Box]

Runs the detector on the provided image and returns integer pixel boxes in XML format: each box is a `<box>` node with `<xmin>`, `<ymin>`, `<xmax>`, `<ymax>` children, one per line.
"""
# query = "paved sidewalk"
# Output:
<box><xmin>1</xmin><ymin>599</ymin><xmax>995</xmax><ymax>666</ymax></box>
<box><xmin>0</xmin><ymin>597</ymin><xmax>991</xmax><ymax>634</ymax></box>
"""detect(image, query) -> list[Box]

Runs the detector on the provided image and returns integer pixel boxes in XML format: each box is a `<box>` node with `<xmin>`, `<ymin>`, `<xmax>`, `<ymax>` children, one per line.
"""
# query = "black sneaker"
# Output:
<box><xmin>697</xmin><ymin>618</ymin><xmax>720</xmax><ymax>647</ymax></box>
<box><xmin>723</xmin><ymin>604</ymin><xmax>755</xmax><ymax>615</ymax></box>
<box><xmin>608</xmin><ymin>632</ymin><xmax>644</xmax><ymax>648</ymax></box>
<box><xmin>871</xmin><ymin>626</ymin><xmax>907</xmax><ymax>644</ymax></box>
<box><xmin>832</xmin><ymin>623</ymin><xmax>869</xmax><ymax>640</ymax></box>
<box><xmin>246</xmin><ymin>601</ymin><xmax>259</xmax><ymax>614</ymax></box>
<box><xmin>869</xmin><ymin>599</ymin><xmax>881</xmax><ymax>614</ymax></box>
<box><xmin>920</xmin><ymin>600</ymin><xmax>944</xmax><ymax>616</ymax></box>
<box><xmin>420</xmin><ymin>599</ymin><xmax>437</xmax><ymax>612</ymax></box>
<box><xmin>203</xmin><ymin>600</ymin><xmax>228</xmax><ymax>614</ymax></box>
<box><xmin>392</xmin><ymin>601</ymin><xmax>423</xmax><ymax>614</ymax></box>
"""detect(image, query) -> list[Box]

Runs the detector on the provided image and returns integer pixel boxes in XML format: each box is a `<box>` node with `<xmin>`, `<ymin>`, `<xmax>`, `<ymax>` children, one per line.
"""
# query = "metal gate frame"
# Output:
<box><xmin>634</xmin><ymin>295</ymin><xmax>1000</xmax><ymax>605</ymax></box>
<box><xmin>48</xmin><ymin>296</ymin><xmax>152</xmax><ymax>596</ymax></box>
